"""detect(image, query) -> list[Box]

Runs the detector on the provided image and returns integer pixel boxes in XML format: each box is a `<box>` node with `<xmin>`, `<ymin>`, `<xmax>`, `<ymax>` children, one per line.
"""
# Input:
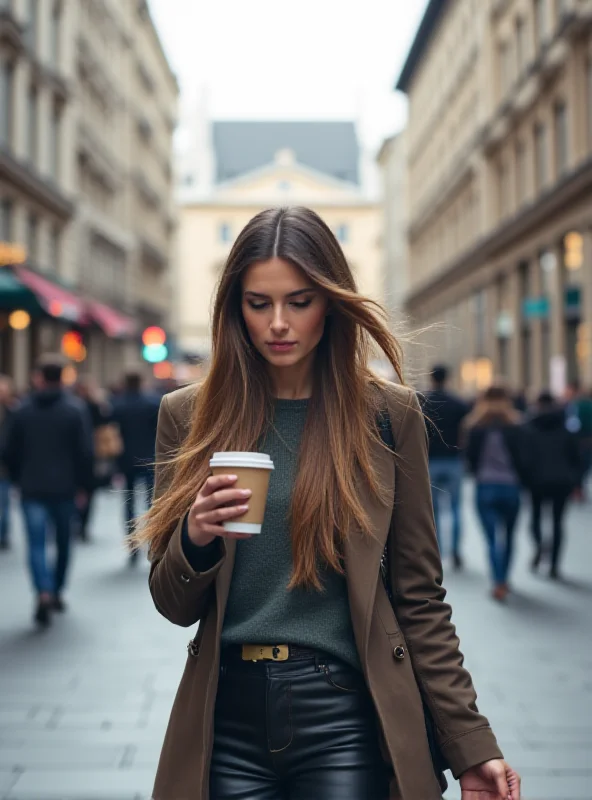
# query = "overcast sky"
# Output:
<box><xmin>147</xmin><ymin>0</ymin><xmax>429</xmax><ymax>154</ymax></box>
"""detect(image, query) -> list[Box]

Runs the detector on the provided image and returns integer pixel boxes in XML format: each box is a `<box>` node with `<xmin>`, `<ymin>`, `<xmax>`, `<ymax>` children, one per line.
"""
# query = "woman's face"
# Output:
<box><xmin>241</xmin><ymin>257</ymin><xmax>328</xmax><ymax>370</ymax></box>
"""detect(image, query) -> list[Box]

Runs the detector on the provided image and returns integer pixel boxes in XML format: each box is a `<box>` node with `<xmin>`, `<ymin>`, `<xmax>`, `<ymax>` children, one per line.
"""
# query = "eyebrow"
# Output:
<box><xmin>244</xmin><ymin>289</ymin><xmax>315</xmax><ymax>299</ymax></box>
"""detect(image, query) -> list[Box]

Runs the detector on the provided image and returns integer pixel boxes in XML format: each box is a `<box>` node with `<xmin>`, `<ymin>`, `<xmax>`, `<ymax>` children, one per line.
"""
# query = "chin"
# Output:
<box><xmin>267</xmin><ymin>353</ymin><xmax>299</xmax><ymax>366</ymax></box>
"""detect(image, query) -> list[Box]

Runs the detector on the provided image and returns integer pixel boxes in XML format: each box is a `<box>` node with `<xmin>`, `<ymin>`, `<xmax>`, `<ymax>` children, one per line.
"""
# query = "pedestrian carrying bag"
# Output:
<box><xmin>376</xmin><ymin>409</ymin><xmax>449</xmax><ymax>785</ymax></box>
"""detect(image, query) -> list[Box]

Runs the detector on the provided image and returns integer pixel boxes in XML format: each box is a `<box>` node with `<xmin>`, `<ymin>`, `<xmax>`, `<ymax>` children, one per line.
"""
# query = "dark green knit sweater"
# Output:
<box><xmin>183</xmin><ymin>398</ymin><xmax>360</xmax><ymax>670</ymax></box>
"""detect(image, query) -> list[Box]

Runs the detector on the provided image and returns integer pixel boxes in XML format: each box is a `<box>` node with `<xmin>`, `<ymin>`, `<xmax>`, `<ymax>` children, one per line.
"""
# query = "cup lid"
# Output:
<box><xmin>209</xmin><ymin>451</ymin><xmax>274</xmax><ymax>470</ymax></box>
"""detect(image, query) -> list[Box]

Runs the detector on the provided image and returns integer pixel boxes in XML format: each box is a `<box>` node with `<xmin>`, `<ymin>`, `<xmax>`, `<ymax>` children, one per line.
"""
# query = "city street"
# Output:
<box><xmin>0</xmin><ymin>487</ymin><xmax>590</xmax><ymax>800</ymax></box>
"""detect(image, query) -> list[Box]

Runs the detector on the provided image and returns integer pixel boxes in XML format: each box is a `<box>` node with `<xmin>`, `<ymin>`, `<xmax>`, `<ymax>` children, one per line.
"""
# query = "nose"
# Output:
<box><xmin>270</xmin><ymin>304</ymin><xmax>289</xmax><ymax>335</ymax></box>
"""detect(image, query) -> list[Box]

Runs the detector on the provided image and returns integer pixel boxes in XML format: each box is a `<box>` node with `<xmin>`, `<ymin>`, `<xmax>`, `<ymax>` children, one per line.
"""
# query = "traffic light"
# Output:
<box><xmin>142</xmin><ymin>326</ymin><xmax>168</xmax><ymax>363</ymax></box>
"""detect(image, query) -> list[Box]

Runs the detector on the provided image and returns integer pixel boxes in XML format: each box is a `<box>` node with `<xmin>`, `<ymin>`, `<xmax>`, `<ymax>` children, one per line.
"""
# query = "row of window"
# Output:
<box><xmin>0</xmin><ymin>60</ymin><xmax>63</xmax><ymax>181</ymax></box>
<box><xmin>0</xmin><ymin>196</ymin><xmax>61</xmax><ymax>274</ymax></box>
<box><xmin>217</xmin><ymin>222</ymin><xmax>350</xmax><ymax>244</ymax></box>
<box><xmin>10</xmin><ymin>0</ymin><xmax>63</xmax><ymax>69</ymax></box>
<box><xmin>497</xmin><ymin>87</ymin><xmax>580</xmax><ymax>220</ymax></box>
<box><xmin>498</xmin><ymin>0</ymin><xmax>570</xmax><ymax>100</ymax></box>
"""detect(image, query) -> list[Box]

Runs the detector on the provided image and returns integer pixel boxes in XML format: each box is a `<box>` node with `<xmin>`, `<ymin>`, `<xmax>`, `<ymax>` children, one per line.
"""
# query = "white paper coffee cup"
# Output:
<box><xmin>209</xmin><ymin>452</ymin><xmax>274</xmax><ymax>534</ymax></box>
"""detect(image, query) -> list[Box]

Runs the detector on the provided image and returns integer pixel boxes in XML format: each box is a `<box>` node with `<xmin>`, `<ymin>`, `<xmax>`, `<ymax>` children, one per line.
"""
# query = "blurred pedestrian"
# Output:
<box><xmin>420</xmin><ymin>365</ymin><xmax>470</xmax><ymax>568</ymax></box>
<box><xmin>112</xmin><ymin>371</ymin><xmax>160</xmax><ymax>563</ymax></box>
<box><xmin>1</xmin><ymin>356</ymin><xmax>94</xmax><ymax>626</ymax></box>
<box><xmin>525</xmin><ymin>391</ymin><xmax>583</xmax><ymax>579</ymax></box>
<box><xmin>466</xmin><ymin>386</ymin><xmax>530</xmax><ymax>601</ymax></box>
<box><xmin>0</xmin><ymin>375</ymin><xmax>19</xmax><ymax>550</ymax></box>
<box><xmin>564</xmin><ymin>379</ymin><xmax>592</xmax><ymax>501</ymax></box>
<box><xmin>73</xmin><ymin>377</ymin><xmax>121</xmax><ymax>542</ymax></box>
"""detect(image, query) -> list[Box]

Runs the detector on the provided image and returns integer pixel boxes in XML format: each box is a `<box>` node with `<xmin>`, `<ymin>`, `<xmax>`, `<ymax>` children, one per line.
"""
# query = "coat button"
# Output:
<box><xmin>180</xmin><ymin>573</ymin><xmax>191</xmax><ymax>583</ymax></box>
<box><xmin>393</xmin><ymin>646</ymin><xmax>405</xmax><ymax>660</ymax></box>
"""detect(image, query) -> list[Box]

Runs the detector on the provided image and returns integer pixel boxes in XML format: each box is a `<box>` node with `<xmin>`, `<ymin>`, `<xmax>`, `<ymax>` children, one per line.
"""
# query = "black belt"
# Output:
<box><xmin>222</xmin><ymin>643</ymin><xmax>321</xmax><ymax>662</ymax></box>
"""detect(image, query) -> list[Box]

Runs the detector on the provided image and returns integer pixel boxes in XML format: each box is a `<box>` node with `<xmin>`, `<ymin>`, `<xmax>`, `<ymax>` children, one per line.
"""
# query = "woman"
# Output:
<box><xmin>526</xmin><ymin>391</ymin><xmax>582</xmax><ymax>579</ymax></box>
<box><xmin>466</xmin><ymin>386</ymin><xmax>529</xmax><ymax>602</ymax></box>
<box><xmin>137</xmin><ymin>208</ymin><xmax>520</xmax><ymax>800</ymax></box>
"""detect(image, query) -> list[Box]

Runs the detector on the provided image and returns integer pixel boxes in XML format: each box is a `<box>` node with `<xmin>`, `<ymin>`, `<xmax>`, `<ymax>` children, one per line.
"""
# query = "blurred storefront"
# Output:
<box><xmin>396</xmin><ymin>0</ymin><xmax>592</xmax><ymax>396</ymax></box>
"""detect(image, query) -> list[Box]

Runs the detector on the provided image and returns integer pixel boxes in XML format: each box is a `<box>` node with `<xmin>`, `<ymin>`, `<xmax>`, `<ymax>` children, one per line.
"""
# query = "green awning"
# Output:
<box><xmin>0</xmin><ymin>269</ymin><xmax>40</xmax><ymax>312</ymax></box>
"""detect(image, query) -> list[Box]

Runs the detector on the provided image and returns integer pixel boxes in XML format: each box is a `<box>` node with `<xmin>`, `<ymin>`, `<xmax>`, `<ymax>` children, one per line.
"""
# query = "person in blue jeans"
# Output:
<box><xmin>466</xmin><ymin>386</ymin><xmax>530</xmax><ymax>601</ymax></box>
<box><xmin>421</xmin><ymin>365</ymin><xmax>470</xmax><ymax>568</ymax></box>
<box><xmin>1</xmin><ymin>357</ymin><xmax>93</xmax><ymax>626</ymax></box>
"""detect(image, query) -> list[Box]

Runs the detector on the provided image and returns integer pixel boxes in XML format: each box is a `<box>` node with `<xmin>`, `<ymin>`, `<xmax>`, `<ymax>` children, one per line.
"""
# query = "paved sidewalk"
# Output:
<box><xmin>0</xmin><ymin>486</ymin><xmax>590</xmax><ymax>800</ymax></box>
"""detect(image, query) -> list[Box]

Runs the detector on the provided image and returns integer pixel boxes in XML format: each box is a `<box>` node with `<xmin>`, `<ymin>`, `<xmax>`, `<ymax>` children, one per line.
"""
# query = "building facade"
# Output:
<box><xmin>176</xmin><ymin>120</ymin><xmax>382</xmax><ymax>364</ymax></box>
<box><xmin>0</xmin><ymin>0</ymin><xmax>177</xmax><ymax>389</ymax></box>
<box><xmin>397</xmin><ymin>0</ymin><xmax>592</xmax><ymax>396</ymax></box>
<box><xmin>376</xmin><ymin>131</ymin><xmax>409</xmax><ymax>328</ymax></box>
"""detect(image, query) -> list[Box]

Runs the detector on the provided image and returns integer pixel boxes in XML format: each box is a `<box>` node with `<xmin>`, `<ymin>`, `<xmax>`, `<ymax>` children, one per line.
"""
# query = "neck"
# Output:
<box><xmin>268</xmin><ymin>354</ymin><xmax>315</xmax><ymax>400</ymax></box>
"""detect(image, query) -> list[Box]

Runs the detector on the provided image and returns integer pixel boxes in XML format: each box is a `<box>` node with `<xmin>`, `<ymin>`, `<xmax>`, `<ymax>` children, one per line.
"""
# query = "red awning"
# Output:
<box><xmin>86</xmin><ymin>300</ymin><xmax>137</xmax><ymax>338</ymax></box>
<box><xmin>16</xmin><ymin>267</ymin><xmax>87</xmax><ymax>323</ymax></box>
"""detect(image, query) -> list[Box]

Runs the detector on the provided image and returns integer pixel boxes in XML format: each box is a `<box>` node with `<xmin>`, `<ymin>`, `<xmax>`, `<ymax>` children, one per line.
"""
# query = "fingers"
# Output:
<box><xmin>199</xmin><ymin>487</ymin><xmax>252</xmax><ymax>512</ymax></box>
<box><xmin>507</xmin><ymin>768</ymin><xmax>521</xmax><ymax>800</ymax></box>
<box><xmin>205</xmin><ymin>504</ymin><xmax>250</xmax><ymax>524</ymax></box>
<box><xmin>200</xmin><ymin>474</ymin><xmax>237</xmax><ymax>497</ymax></box>
<box><xmin>492</xmin><ymin>762</ymin><xmax>512</xmax><ymax>800</ymax></box>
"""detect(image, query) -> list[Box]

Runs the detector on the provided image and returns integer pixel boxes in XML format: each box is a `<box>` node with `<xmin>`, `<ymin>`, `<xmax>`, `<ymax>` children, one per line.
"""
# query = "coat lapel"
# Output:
<box><xmin>344</xmin><ymin>434</ymin><xmax>395</xmax><ymax>668</ymax></box>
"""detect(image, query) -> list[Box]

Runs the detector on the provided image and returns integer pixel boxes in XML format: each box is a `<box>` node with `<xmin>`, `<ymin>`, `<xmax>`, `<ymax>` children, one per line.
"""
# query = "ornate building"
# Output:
<box><xmin>0</xmin><ymin>0</ymin><xmax>178</xmax><ymax>388</ymax></box>
<box><xmin>397</xmin><ymin>0</ymin><xmax>592</xmax><ymax>395</ymax></box>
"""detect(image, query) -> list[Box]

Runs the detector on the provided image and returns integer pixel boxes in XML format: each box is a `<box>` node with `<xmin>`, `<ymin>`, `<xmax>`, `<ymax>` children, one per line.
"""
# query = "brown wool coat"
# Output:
<box><xmin>149</xmin><ymin>382</ymin><xmax>503</xmax><ymax>800</ymax></box>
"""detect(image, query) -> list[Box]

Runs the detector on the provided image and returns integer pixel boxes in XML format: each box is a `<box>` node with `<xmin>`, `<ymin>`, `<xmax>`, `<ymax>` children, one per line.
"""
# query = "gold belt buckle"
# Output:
<box><xmin>241</xmin><ymin>644</ymin><xmax>289</xmax><ymax>661</ymax></box>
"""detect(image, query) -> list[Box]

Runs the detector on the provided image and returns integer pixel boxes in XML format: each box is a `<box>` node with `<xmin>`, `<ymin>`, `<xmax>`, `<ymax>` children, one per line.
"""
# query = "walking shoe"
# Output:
<box><xmin>34</xmin><ymin>599</ymin><xmax>52</xmax><ymax>627</ymax></box>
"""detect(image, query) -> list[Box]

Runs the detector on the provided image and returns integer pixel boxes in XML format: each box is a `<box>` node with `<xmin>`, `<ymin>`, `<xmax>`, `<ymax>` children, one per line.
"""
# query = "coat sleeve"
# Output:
<box><xmin>387</xmin><ymin>388</ymin><xmax>503</xmax><ymax>779</ymax></box>
<box><xmin>148</xmin><ymin>393</ymin><xmax>226</xmax><ymax>628</ymax></box>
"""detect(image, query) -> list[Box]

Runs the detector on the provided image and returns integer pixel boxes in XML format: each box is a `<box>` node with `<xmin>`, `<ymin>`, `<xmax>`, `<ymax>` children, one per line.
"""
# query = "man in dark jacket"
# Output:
<box><xmin>111</xmin><ymin>371</ymin><xmax>160</xmax><ymax>563</ymax></box>
<box><xmin>526</xmin><ymin>391</ymin><xmax>583</xmax><ymax>579</ymax></box>
<box><xmin>420</xmin><ymin>365</ymin><xmax>470</xmax><ymax>568</ymax></box>
<box><xmin>2</xmin><ymin>357</ymin><xmax>93</xmax><ymax>625</ymax></box>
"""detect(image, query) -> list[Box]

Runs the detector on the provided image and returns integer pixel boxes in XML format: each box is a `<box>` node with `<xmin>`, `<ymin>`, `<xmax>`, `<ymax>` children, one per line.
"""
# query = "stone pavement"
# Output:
<box><xmin>0</xmin><ymin>486</ymin><xmax>590</xmax><ymax>800</ymax></box>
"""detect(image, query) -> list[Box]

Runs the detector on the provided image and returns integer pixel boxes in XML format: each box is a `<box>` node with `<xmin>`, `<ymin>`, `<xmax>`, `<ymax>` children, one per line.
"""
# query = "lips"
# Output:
<box><xmin>267</xmin><ymin>342</ymin><xmax>296</xmax><ymax>351</ymax></box>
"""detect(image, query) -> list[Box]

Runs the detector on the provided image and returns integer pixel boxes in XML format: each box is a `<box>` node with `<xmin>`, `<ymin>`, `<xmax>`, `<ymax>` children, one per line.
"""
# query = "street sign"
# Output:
<box><xmin>522</xmin><ymin>296</ymin><xmax>550</xmax><ymax>319</ymax></box>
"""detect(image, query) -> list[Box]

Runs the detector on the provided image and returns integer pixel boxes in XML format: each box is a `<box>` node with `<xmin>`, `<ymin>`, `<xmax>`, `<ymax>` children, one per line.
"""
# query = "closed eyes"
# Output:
<box><xmin>247</xmin><ymin>299</ymin><xmax>313</xmax><ymax>311</ymax></box>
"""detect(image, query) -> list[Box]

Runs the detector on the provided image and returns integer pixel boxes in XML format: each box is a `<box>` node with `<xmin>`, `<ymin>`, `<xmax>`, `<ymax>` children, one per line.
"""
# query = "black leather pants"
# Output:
<box><xmin>210</xmin><ymin>649</ymin><xmax>392</xmax><ymax>800</ymax></box>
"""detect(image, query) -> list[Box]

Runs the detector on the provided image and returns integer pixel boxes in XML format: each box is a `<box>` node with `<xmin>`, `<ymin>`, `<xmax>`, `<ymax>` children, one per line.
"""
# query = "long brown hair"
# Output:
<box><xmin>137</xmin><ymin>207</ymin><xmax>406</xmax><ymax>590</ymax></box>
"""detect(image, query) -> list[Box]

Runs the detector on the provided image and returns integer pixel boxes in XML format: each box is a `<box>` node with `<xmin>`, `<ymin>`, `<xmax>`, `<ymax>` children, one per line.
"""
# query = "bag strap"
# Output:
<box><xmin>377</xmin><ymin>408</ymin><xmax>395</xmax><ymax>599</ymax></box>
<box><xmin>376</xmin><ymin>408</ymin><xmax>395</xmax><ymax>452</ymax></box>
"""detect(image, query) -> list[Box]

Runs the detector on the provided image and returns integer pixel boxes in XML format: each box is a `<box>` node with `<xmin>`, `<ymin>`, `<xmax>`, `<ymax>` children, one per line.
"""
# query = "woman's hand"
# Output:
<box><xmin>460</xmin><ymin>760</ymin><xmax>521</xmax><ymax>800</ymax></box>
<box><xmin>187</xmin><ymin>474</ymin><xmax>252</xmax><ymax>546</ymax></box>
